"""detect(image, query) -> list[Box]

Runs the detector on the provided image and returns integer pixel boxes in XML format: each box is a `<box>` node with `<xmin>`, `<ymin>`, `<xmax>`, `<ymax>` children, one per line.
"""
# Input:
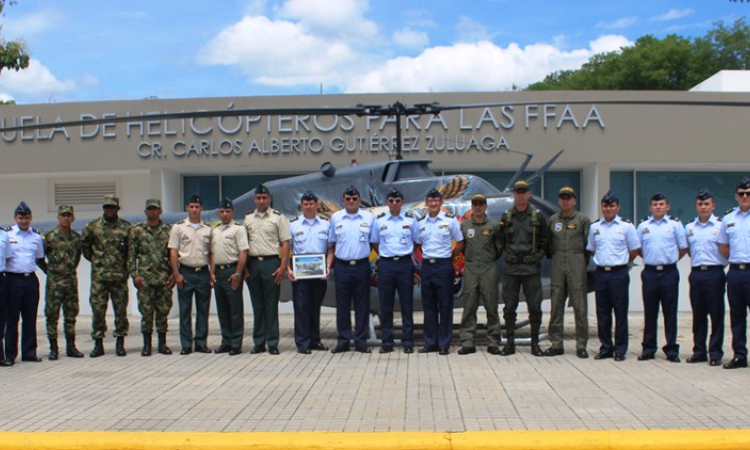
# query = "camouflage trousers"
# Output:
<box><xmin>137</xmin><ymin>283</ymin><xmax>173</xmax><ymax>334</ymax></box>
<box><xmin>45</xmin><ymin>275</ymin><xmax>80</xmax><ymax>339</ymax></box>
<box><xmin>90</xmin><ymin>277</ymin><xmax>129</xmax><ymax>339</ymax></box>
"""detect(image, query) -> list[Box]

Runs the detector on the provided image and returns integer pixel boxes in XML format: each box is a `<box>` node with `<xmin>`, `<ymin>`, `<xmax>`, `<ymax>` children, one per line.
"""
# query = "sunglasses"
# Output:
<box><xmin>737</xmin><ymin>191</ymin><xmax>750</xmax><ymax>197</ymax></box>
<box><xmin>344</xmin><ymin>196</ymin><xmax>359</xmax><ymax>201</ymax></box>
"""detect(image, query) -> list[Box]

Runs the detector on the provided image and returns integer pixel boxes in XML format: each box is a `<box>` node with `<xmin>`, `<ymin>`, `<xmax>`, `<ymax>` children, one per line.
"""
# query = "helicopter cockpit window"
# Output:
<box><xmin>392</xmin><ymin>163</ymin><xmax>433</xmax><ymax>181</ymax></box>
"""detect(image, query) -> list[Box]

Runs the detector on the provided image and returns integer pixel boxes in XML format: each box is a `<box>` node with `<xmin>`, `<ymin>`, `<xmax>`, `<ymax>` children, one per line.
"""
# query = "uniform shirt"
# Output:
<box><xmin>211</xmin><ymin>222</ymin><xmax>249</xmax><ymax>265</ymax></box>
<box><xmin>39</xmin><ymin>227</ymin><xmax>82</xmax><ymax>278</ymax></box>
<box><xmin>328</xmin><ymin>208</ymin><xmax>375</xmax><ymax>260</ymax></box>
<box><xmin>637</xmin><ymin>215</ymin><xmax>687</xmax><ymax>265</ymax></box>
<box><xmin>719</xmin><ymin>207</ymin><xmax>750</xmax><ymax>263</ymax></box>
<box><xmin>370</xmin><ymin>211</ymin><xmax>418</xmax><ymax>257</ymax></box>
<box><xmin>168</xmin><ymin>220</ymin><xmax>211</xmax><ymax>268</ymax></box>
<box><xmin>549</xmin><ymin>210</ymin><xmax>591</xmax><ymax>273</ymax></box>
<box><xmin>82</xmin><ymin>217</ymin><xmax>131</xmax><ymax>279</ymax></box>
<box><xmin>128</xmin><ymin>221</ymin><xmax>172</xmax><ymax>285</ymax></box>
<box><xmin>244</xmin><ymin>209</ymin><xmax>291</xmax><ymax>256</ymax></box>
<box><xmin>0</xmin><ymin>229</ymin><xmax>12</xmax><ymax>272</ymax></box>
<box><xmin>587</xmin><ymin>215</ymin><xmax>640</xmax><ymax>266</ymax></box>
<box><xmin>416</xmin><ymin>211</ymin><xmax>463</xmax><ymax>259</ymax></box>
<box><xmin>6</xmin><ymin>225</ymin><xmax>44</xmax><ymax>273</ymax></box>
<box><xmin>686</xmin><ymin>215</ymin><xmax>727</xmax><ymax>267</ymax></box>
<box><xmin>289</xmin><ymin>215</ymin><xmax>330</xmax><ymax>255</ymax></box>
<box><xmin>460</xmin><ymin>215</ymin><xmax>501</xmax><ymax>264</ymax></box>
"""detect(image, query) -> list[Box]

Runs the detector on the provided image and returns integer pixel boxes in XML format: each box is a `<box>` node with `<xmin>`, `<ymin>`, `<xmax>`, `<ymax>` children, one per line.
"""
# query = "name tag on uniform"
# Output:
<box><xmin>728</xmin><ymin>223</ymin><xmax>736</xmax><ymax>228</ymax></box>
<box><xmin>380</xmin><ymin>225</ymin><xmax>387</xmax><ymax>230</ymax></box>
<box><xmin>481</xmin><ymin>229</ymin><xmax>492</xmax><ymax>236</ymax></box>
<box><xmin>402</xmin><ymin>224</ymin><xmax>411</xmax><ymax>229</ymax></box>
<box><xmin>566</xmin><ymin>224</ymin><xmax>577</xmax><ymax>230</ymax></box>
<box><xmin>439</xmin><ymin>224</ymin><xmax>448</xmax><ymax>229</ymax></box>
<box><xmin>643</xmin><ymin>228</ymin><xmax>650</xmax><ymax>234</ymax></box>
<box><xmin>296</xmin><ymin>231</ymin><xmax>304</xmax><ymax>236</ymax></box>
<box><xmin>400</xmin><ymin>238</ymin><xmax>408</xmax><ymax>244</ymax></box>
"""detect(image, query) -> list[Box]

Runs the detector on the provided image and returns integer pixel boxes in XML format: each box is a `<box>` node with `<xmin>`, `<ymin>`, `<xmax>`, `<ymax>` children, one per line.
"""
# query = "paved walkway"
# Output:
<box><xmin>0</xmin><ymin>312</ymin><xmax>747</xmax><ymax>432</ymax></box>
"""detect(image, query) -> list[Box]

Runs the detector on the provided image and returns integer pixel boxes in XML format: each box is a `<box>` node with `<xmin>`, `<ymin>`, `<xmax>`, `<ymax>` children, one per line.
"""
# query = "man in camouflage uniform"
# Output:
<box><xmin>38</xmin><ymin>205</ymin><xmax>84</xmax><ymax>360</ymax></box>
<box><xmin>128</xmin><ymin>199</ymin><xmax>174</xmax><ymax>357</ymax></box>
<box><xmin>498</xmin><ymin>180</ymin><xmax>550</xmax><ymax>357</ymax></box>
<box><xmin>544</xmin><ymin>187</ymin><xmax>591</xmax><ymax>358</ymax></box>
<box><xmin>457</xmin><ymin>194</ymin><xmax>503</xmax><ymax>355</ymax></box>
<box><xmin>82</xmin><ymin>195</ymin><xmax>131</xmax><ymax>358</ymax></box>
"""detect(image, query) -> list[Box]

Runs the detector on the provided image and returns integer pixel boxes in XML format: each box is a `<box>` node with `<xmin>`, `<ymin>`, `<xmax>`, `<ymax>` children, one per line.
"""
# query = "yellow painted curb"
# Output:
<box><xmin>0</xmin><ymin>430</ymin><xmax>749</xmax><ymax>450</ymax></box>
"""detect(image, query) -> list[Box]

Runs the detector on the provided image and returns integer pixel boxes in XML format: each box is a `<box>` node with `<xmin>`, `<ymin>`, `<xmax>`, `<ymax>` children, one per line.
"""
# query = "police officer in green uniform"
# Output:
<box><xmin>457</xmin><ymin>193</ymin><xmax>503</xmax><ymax>355</ymax></box>
<box><xmin>544</xmin><ymin>187</ymin><xmax>591</xmax><ymax>358</ymax></box>
<box><xmin>38</xmin><ymin>205</ymin><xmax>84</xmax><ymax>360</ymax></box>
<box><xmin>498</xmin><ymin>180</ymin><xmax>550</xmax><ymax>356</ymax></box>
<box><xmin>82</xmin><ymin>195</ymin><xmax>131</xmax><ymax>358</ymax></box>
<box><xmin>128</xmin><ymin>199</ymin><xmax>174</xmax><ymax>357</ymax></box>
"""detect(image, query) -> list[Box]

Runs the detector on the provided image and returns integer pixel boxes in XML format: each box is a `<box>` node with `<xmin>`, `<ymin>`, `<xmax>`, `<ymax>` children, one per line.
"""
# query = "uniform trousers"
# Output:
<box><xmin>548</xmin><ymin>266</ymin><xmax>588</xmax><ymax>351</ymax></box>
<box><xmin>641</xmin><ymin>266</ymin><xmax>679</xmax><ymax>357</ymax></box>
<box><xmin>334</xmin><ymin>258</ymin><xmax>370</xmax><ymax>349</ymax></box>
<box><xmin>595</xmin><ymin>266</ymin><xmax>630</xmax><ymax>355</ymax></box>
<box><xmin>292</xmin><ymin>278</ymin><xmax>327</xmax><ymax>351</ymax></box>
<box><xmin>459</xmin><ymin>262</ymin><xmax>500</xmax><ymax>347</ymax></box>
<box><xmin>137</xmin><ymin>282</ymin><xmax>173</xmax><ymax>335</ymax></box>
<box><xmin>177</xmin><ymin>267</ymin><xmax>211</xmax><ymax>350</ymax></box>
<box><xmin>689</xmin><ymin>266</ymin><xmax>725</xmax><ymax>360</ymax></box>
<box><xmin>727</xmin><ymin>266</ymin><xmax>750</xmax><ymax>359</ymax></box>
<box><xmin>377</xmin><ymin>257</ymin><xmax>415</xmax><ymax>348</ymax></box>
<box><xmin>5</xmin><ymin>272</ymin><xmax>39</xmax><ymax>361</ymax></box>
<box><xmin>247</xmin><ymin>257</ymin><xmax>281</xmax><ymax>348</ymax></box>
<box><xmin>502</xmin><ymin>271</ymin><xmax>543</xmax><ymax>338</ymax></box>
<box><xmin>45</xmin><ymin>274</ymin><xmax>80</xmax><ymax>339</ymax></box>
<box><xmin>421</xmin><ymin>258</ymin><xmax>454</xmax><ymax>349</ymax></box>
<box><xmin>90</xmin><ymin>277</ymin><xmax>129</xmax><ymax>339</ymax></box>
<box><xmin>214</xmin><ymin>264</ymin><xmax>244</xmax><ymax>350</ymax></box>
<box><xmin>0</xmin><ymin>273</ymin><xmax>6</xmax><ymax>357</ymax></box>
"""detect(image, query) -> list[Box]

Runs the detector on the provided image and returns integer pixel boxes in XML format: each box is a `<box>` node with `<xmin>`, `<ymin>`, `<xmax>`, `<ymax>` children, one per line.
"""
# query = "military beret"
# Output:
<box><xmin>601</xmin><ymin>190</ymin><xmax>619</xmax><ymax>205</ymax></box>
<box><xmin>426</xmin><ymin>188</ymin><xmax>442</xmax><ymax>199</ymax></box>
<box><xmin>343</xmin><ymin>186</ymin><xmax>360</xmax><ymax>197</ymax></box>
<box><xmin>513</xmin><ymin>180</ymin><xmax>530</xmax><ymax>192</ymax></box>
<box><xmin>650</xmin><ymin>191</ymin><xmax>667</xmax><ymax>202</ymax></box>
<box><xmin>696</xmin><ymin>188</ymin><xmax>713</xmax><ymax>201</ymax></box>
<box><xmin>145</xmin><ymin>198</ymin><xmax>161</xmax><ymax>209</ymax></box>
<box><xmin>387</xmin><ymin>188</ymin><xmax>404</xmax><ymax>199</ymax></box>
<box><xmin>558</xmin><ymin>186</ymin><xmax>576</xmax><ymax>198</ymax></box>
<box><xmin>186</xmin><ymin>194</ymin><xmax>202</xmax><ymax>205</ymax></box>
<box><xmin>218</xmin><ymin>197</ymin><xmax>234</xmax><ymax>209</ymax></box>
<box><xmin>255</xmin><ymin>184</ymin><xmax>270</xmax><ymax>195</ymax></box>
<box><xmin>15</xmin><ymin>201</ymin><xmax>31</xmax><ymax>216</ymax></box>
<box><xmin>103</xmin><ymin>195</ymin><xmax>119</xmax><ymax>207</ymax></box>
<box><xmin>737</xmin><ymin>177</ymin><xmax>750</xmax><ymax>191</ymax></box>
<box><xmin>471</xmin><ymin>193</ymin><xmax>487</xmax><ymax>204</ymax></box>
<box><xmin>301</xmin><ymin>190</ymin><xmax>317</xmax><ymax>201</ymax></box>
<box><xmin>58</xmin><ymin>205</ymin><xmax>74</xmax><ymax>215</ymax></box>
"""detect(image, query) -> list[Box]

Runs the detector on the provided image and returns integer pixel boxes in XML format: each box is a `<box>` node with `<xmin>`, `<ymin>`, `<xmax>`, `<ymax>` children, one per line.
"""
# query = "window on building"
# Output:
<box><xmin>183</xmin><ymin>174</ymin><xmax>302</xmax><ymax>210</ymax></box>
<box><xmin>610</xmin><ymin>171</ymin><xmax>635</xmax><ymax>222</ymax></box>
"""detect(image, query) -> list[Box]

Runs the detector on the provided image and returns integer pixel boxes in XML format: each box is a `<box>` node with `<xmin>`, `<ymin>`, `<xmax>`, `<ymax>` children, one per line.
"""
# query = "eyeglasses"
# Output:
<box><xmin>737</xmin><ymin>191</ymin><xmax>750</xmax><ymax>197</ymax></box>
<box><xmin>344</xmin><ymin>196</ymin><xmax>359</xmax><ymax>201</ymax></box>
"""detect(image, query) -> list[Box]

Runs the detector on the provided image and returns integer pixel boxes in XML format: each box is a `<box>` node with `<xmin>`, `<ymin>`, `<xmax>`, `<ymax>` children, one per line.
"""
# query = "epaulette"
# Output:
<box><xmin>716</xmin><ymin>216</ymin><xmax>722</xmax><ymax>222</ymax></box>
<box><xmin>234</xmin><ymin>221</ymin><xmax>242</xmax><ymax>226</ymax></box>
<box><xmin>640</xmin><ymin>217</ymin><xmax>648</xmax><ymax>223</ymax></box>
<box><xmin>272</xmin><ymin>209</ymin><xmax>282</xmax><ymax>215</ymax></box>
<box><xmin>622</xmin><ymin>218</ymin><xmax>632</xmax><ymax>224</ymax></box>
<box><xmin>317</xmin><ymin>215</ymin><xmax>328</xmax><ymax>221</ymax></box>
<box><xmin>726</xmin><ymin>207</ymin><xmax>736</xmax><ymax>215</ymax></box>
<box><xmin>32</xmin><ymin>227</ymin><xmax>41</xmax><ymax>235</ymax></box>
<box><xmin>247</xmin><ymin>209</ymin><xmax>255</xmax><ymax>215</ymax></box>
<box><xmin>670</xmin><ymin>216</ymin><xmax>680</xmax><ymax>222</ymax></box>
<box><xmin>203</xmin><ymin>221</ymin><xmax>211</xmax><ymax>227</ymax></box>
<box><xmin>405</xmin><ymin>211</ymin><xmax>413</xmax><ymax>218</ymax></box>
<box><xmin>290</xmin><ymin>216</ymin><xmax>300</xmax><ymax>222</ymax></box>
<box><xmin>3</xmin><ymin>225</ymin><xmax>11</xmax><ymax>231</ymax></box>
<box><xmin>376</xmin><ymin>212</ymin><xmax>386</xmax><ymax>219</ymax></box>
<box><xmin>177</xmin><ymin>219</ymin><xmax>186</xmax><ymax>225</ymax></box>
<box><xmin>445</xmin><ymin>212</ymin><xmax>454</xmax><ymax>218</ymax></box>
<box><xmin>593</xmin><ymin>218</ymin><xmax>601</xmax><ymax>223</ymax></box>
<box><xmin>418</xmin><ymin>215</ymin><xmax>426</xmax><ymax>221</ymax></box>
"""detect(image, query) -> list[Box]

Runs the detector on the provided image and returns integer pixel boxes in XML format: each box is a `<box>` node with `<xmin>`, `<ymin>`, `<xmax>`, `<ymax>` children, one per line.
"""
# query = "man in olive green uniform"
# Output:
<box><xmin>457</xmin><ymin>194</ymin><xmax>503</xmax><ymax>355</ymax></box>
<box><xmin>82</xmin><ymin>195</ymin><xmax>131</xmax><ymax>358</ymax></box>
<box><xmin>128</xmin><ymin>199</ymin><xmax>174</xmax><ymax>357</ymax></box>
<box><xmin>498</xmin><ymin>180</ymin><xmax>550</xmax><ymax>356</ymax></box>
<box><xmin>211</xmin><ymin>198</ymin><xmax>249</xmax><ymax>356</ymax></box>
<box><xmin>244</xmin><ymin>184</ymin><xmax>291</xmax><ymax>355</ymax></box>
<box><xmin>38</xmin><ymin>205</ymin><xmax>84</xmax><ymax>360</ymax></box>
<box><xmin>544</xmin><ymin>187</ymin><xmax>591</xmax><ymax>358</ymax></box>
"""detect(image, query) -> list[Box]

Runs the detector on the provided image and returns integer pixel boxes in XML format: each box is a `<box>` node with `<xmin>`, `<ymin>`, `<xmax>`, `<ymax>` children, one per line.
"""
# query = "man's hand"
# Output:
<box><xmin>272</xmin><ymin>265</ymin><xmax>284</xmax><ymax>285</ymax></box>
<box><xmin>132</xmin><ymin>276</ymin><xmax>145</xmax><ymax>290</ymax></box>
<box><xmin>174</xmin><ymin>273</ymin><xmax>185</xmax><ymax>290</ymax></box>
<box><xmin>230</xmin><ymin>273</ymin><xmax>242</xmax><ymax>290</ymax></box>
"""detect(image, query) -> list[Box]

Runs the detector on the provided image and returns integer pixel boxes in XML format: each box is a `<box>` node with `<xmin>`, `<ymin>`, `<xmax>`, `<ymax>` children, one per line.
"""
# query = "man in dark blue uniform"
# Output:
<box><xmin>0</xmin><ymin>224</ymin><xmax>10</xmax><ymax>366</ymax></box>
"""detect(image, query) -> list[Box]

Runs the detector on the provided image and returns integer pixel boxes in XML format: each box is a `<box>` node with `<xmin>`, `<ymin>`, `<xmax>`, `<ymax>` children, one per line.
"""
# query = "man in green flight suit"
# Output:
<box><xmin>544</xmin><ymin>187</ymin><xmax>591</xmax><ymax>358</ymax></box>
<box><xmin>82</xmin><ymin>195</ymin><xmax>131</xmax><ymax>358</ymax></box>
<box><xmin>457</xmin><ymin>194</ymin><xmax>503</xmax><ymax>355</ymax></box>
<box><xmin>38</xmin><ymin>205</ymin><xmax>84</xmax><ymax>360</ymax></box>
<box><xmin>498</xmin><ymin>180</ymin><xmax>551</xmax><ymax>357</ymax></box>
<box><xmin>128</xmin><ymin>199</ymin><xmax>174</xmax><ymax>357</ymax></box>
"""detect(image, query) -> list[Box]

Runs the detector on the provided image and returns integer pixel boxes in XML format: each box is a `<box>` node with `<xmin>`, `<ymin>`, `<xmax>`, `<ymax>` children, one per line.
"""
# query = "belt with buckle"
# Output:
<box><xmin>380</xmin><ymin>254</ymin><xmax>412</xmax><ymax>261</ymax></box>
<box><xmin>645</xmin><ymin>263</ymin><xmax>676</xmax><ymax>271</ymax></box>
<box><xmin>424</xmin><ymin>257</ymin><xmax>451</xmax><ymax>264</ymax></box>
<box><xmin>216</xmin><ymin>263</ymin><xmax>237</xmax><ymax>271</ymax></box>
<box><xmin>8</xmin><ymin>272</ymin><xmax>34</xmax><ymax>277</ymax></box>
<box><xmin>598</xmin><ymin>265</ymin><xmax>627</xmax><ymax>272</ymax></box>
<box><xmin>692</xmin><ymin>265</ymin><xmax>723</xmax><ymax>271</ymax></box>
<box><xmin>335</xmin><ymin>257</ymin><xmax>368</xmax><ymax>266</ymax></box>
<box><xmin>731</xmin><ymin>263</ymin><xmax>750</xmax><ymax>270</ymax></box>
<box><xmin>181</xmin><ymin>265</ymin><xmax>207</xmax><ymax>273</ymax></box>
<box><xmin>250</xmin><ymin>255</ymin><xmax>279</xmax><ymax>261</ymax></box>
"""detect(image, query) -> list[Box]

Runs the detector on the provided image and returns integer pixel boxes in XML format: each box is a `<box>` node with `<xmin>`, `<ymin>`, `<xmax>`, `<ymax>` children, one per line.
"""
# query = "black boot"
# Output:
<box><xmin>116</xmin><ymin>336</ymin><xmax>126</xmax><ymax>357</ymax></box>
<box><xmin>48</xmin><ymin>338</ymin><xmax>59</xmax><ymax>361</ymax></box>
<box><xmin>66</xmin><ymin>337</ymin><xmax>84</xmax><ymax>358</ymax></box>
<box><xmin>530</xmin><ymin>322</ymin><xmax>543</xmax><ymax>356</ymax></box>
<box><xmin>141</xmin><ymin>333</ymin><xmax>152</xmax><ymax>357</ymax></box>
<box><xmin>500</xmin><ymin>321</ymin><xmax>516</xmax><ymax>356</ymax></box>
<box><xmin>90</xmin><ymin>338</ymin><xmax>105</xmax><ymax>358</ymax></box>
<box><xmin>157</xmin><ymin>332</ymin><xmax>172</xmax><ymax>355</ymax></box>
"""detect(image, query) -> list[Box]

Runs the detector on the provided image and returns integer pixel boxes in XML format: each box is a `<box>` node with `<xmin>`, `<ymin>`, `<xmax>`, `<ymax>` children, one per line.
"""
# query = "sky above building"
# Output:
<box><xmin>0</xmin><ymin>0</ymin><xmax>745</xmax><ymax>104</ymax></box>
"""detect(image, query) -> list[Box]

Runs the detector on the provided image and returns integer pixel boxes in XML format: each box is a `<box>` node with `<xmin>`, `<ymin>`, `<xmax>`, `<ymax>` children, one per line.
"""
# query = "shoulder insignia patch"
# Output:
<box><xmin>272</xmin><ymin>209</ymin><xmax>281</xmax><ymax>215</ymax></box>
<box><xmin>671</xmin><ymin>216</ymin><xmax>680</xmax><ymax>222</ymax></box>
<box><xmin>247</xmin><ymin>209</ymin><xmax>256</xmax><ymax>215</ymax></box>
<box><xmin>377</xmin><ymin>212</ymin><xmax>386</xmax><ymax>219</ymax></box>
<box><xmin>290</xmin><ymin>216</ymin><xmax>299</xmax><ymax>222</ymax></box>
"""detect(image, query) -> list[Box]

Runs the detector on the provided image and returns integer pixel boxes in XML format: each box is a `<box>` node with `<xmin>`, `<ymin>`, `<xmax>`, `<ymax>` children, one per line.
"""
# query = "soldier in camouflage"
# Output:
<box><xmin>82</xmin><ymin>195</ymin><xmax>131</xmax><ymax>358</ymax></box>
<box><xmin>128</xmin><ymin>199</ymin><xmax>174</xmax><ymax>357</ymax></box>
<box><xmin>38</xmin><ymin>205</ymin><xmax>84</xmax><ymax>360</ymax></box>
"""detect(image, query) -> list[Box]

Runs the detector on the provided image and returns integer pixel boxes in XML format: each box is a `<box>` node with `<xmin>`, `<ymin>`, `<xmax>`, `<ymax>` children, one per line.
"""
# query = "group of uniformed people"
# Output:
<box><xmin>1</xmin><ymin>176</ymin><xmax>750</xmax><ymax>368</ymax></box>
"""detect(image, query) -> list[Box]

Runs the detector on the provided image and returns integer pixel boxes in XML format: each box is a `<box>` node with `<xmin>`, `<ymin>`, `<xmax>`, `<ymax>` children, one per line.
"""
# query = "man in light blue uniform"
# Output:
<box><xmin>370</xmin><ymin>188</ymin><xmax>418</xmax><ymax>354</ymax></box>
<box><xmin>415</xmin><ymin>188</ymin><xmax>463</xmax><ymax>355</ymax></box>
<box><xmin>587</xmin><ymin>191</ymin><xmax>640</xmax><ymax>361</ymax></box>
<box><xmin>0</xmin><ymin>227</ymin><xmax>11</xmax><ymax>367</ymax></box>
<box><xmin>5</xmin><ymin>202</ymin><xmax>45</xmax><ymax>365</ymax></box>
<box><xmin>327</xmin><ymin>186</ymin><xmax>375</xmax><ymax>354</ymax></box>
<box><xmin>718</xmin><ymin>177</ymin><xmax>750</xmax><ymax>369</ymax></box>
<box><xmin>636</xmin><ymin>192</ymin><xmax>687</xmax><ymax>363</ymax></box>
<box><xmin>685</xmin><ymin>188</ymin><xmax>727</xmax><ymax>366</ymax></box>
<box><xmin>288</xmin><ymin>191</ymin><xmax>330</xmax><ymax>354</ymax></box>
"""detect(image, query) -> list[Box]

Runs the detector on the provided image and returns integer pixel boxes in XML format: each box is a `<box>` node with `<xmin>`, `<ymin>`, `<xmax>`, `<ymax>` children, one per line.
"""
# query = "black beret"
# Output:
<box><xmin>218</xmin><ymin>197</ymin><xmax>234</xmax><ymax>209</ymax></box>
<box><xmin>387</xmin><ymin>188</ymin><xmax>404</xmax><ymax>199</ymax></box>
<box><xmin>187</xmin><ymin>194</ymin><xmax>203</xmax><ymax>205</ymax></box>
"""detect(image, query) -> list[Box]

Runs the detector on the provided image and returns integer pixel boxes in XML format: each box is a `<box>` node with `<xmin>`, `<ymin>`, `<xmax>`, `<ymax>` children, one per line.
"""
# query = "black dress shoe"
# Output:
<box><xmin>723</xmin><ymin>357</ymin><xmax>748</xmax><ymax>369</ymax></box>
<box><xmin>709</xmin><ymin>359</ymin><xmax>722</xmax><ymax>367</ymax></box>
<box><xmin>531</xmin><ymin>344</ymin><xmax>544</xmax><ymax>357</ymax></box>
<box><xmin>250</xmin><ymin>345</ymin><xmax>267</xmax><ymax>354</ymax></box>
<box><xmin>637</xmin><ymin>353</ymin><xmax>655</xmax><ymax>361</ymax></box>
<box><xmin>179</xmin><ymin>348</ymin><xmax>192</xmax><ymax>355</ymax></box>
<box><xmin>297</xmin><ymin>348</ymin><xmax>311</xmax><ymax>355</ymax></box>
<box><xmin>228</xmin><ymin>349</ymin><xmax>242</xmax><ymax>356</ymax></box>
<box><xmin>194</xmin><ymin>345</ymin><xmax>212</xmax><ymax>354</ymax></box>
<box><xmin>21</xmin><ymin>356</ymin><xmax>42</xmax><ymax>362</ymax></box>
<box><xmin>686</xmin><ymin>355</ymin><xmax>707</xmax><ymax>364</ymax></box>
<box><xmin>268</xmin><ymin>347</ymin><xmax>280</xmax><ymax>355</ymax></box>
<box><xmin>214</xmin><ymin>346</ymin><xmax>231</xmax><ymax>354</ymax></box>
<box><xmin>355</xmin><ymin>347</ymin><xmax>371</xmax><ymax>354</ymax></box>
<box><xmin>331</xmin><ymin>345</ymin><xmax>350</xmax><ymax>354</ymax></box>
<box><xmin>457</xmin><ymin>347</ymin><xmax>476</xmax><ymax>355</ymax></box>
<box><xmin>486</xmin><ymin>346</ymin><xmax>501</xmax><ymax>355</ymax></box>
<box><xmin>594</xmin><ymin>352</ymin><xmax>613</xmax><ymax>360</ymax></box>
<box><xmin>0</xmin><ymin>359</ymin><xmax>12</xmax><ymax>367</ymax></box>
<box><xmin>577</xmin><ymin>349</ymin><xmax>589</xmax><ymax>359</ymax></box>
<box><xmin>310</xmin><ymin>343</ymin><xmax>329</xmax><ymax>351</ymax></box>
<box><xmin>418</xmin><ymin>346</ymin><xmax>438</xmax><ymax>353</ymax></box>
<box><xmin>667</xmin><ymin>355</ymin><xmax>681</xmax><ymax>363</ymax></box>
<box><xmin>543</xmin><ymin>347</ymin><xmax>564</xmax><ymax>357</ymax></box>
<box><xmin>438</xmin><ymin>348</ymin><xmax>449</xmax><ymax>355</ymax></box>
<box><xmin>614</xmin><ymin>354</ymin><xmax>625</xmax><ymax>361</ymax></box>
<box><xmin>403</xmin><ymin>346</ymin><xmax>414</xmax><ymax>354</ymax></box>
<box><xmin>379</xmin><ymin>346</ymin><xmax>393</xmax><ymax>354</ymax></box>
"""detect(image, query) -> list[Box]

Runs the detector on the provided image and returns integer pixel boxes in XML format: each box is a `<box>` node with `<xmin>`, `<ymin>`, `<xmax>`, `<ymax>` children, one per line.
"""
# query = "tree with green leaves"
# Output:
<box><xmin>0</xmin><ymin>1</ymin><xmax>28</xmax><ymax>74</ymax></box>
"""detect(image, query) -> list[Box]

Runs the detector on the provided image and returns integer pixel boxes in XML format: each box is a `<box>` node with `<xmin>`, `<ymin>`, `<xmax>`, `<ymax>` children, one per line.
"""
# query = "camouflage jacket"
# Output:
<box><xmin>128</xmin><ymin>221</ymin><xmax>172</xmax><ymax>286</ymax></box>
<box><xmin>82</xmin><ymin>216</ymin><xmax>131</xmax><ymax>280</ymax></box>
<box><xmin>38</xmin><ymin>227</ymin><xmax>82</xmax><ymax>279</ymax></box>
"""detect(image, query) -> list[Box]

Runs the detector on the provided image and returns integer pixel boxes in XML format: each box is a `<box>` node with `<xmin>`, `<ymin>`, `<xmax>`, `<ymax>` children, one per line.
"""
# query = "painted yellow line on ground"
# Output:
<box><xmin>0</xmin><ymin>430</ymin><xmax>749</xmax><ymax>450</ymax></box>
